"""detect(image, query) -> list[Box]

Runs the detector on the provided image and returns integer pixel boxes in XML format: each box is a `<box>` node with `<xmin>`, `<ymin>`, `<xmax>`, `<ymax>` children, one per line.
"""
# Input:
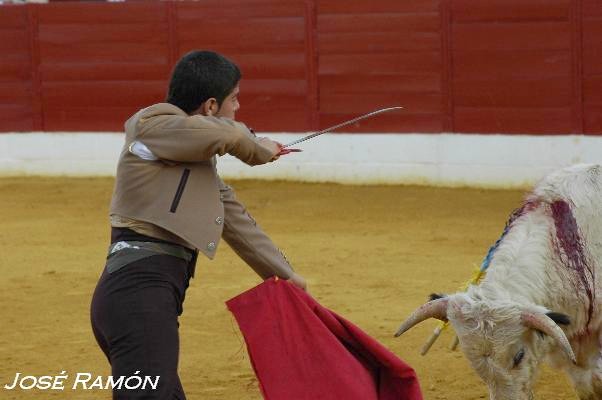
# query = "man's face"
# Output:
<box><xmin>215</xmin><ymin>84</ymin><xmax>240</xmax><ymax>120</ymax></box>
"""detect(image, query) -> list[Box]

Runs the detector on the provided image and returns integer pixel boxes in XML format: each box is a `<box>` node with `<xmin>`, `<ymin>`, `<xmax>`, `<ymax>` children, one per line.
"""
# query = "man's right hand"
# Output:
<box><xmin>257</xmin><ymin>137</ymin><xmax>281</xmax><ymax>162</ymax></box>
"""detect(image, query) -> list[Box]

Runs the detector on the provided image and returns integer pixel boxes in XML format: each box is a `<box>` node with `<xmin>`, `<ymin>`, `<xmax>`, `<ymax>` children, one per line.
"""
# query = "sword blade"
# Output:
<box><xmin>283</xmin><ymin>106</ymin><xmax>404</xmax><ymax>148</ymax></box>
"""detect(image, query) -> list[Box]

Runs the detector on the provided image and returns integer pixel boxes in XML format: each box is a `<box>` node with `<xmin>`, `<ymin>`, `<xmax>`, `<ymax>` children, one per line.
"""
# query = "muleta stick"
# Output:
<box><xmin>282</xmin><ymin>106</ymin><xmax>404</xmax><ymax>148</ymax></box>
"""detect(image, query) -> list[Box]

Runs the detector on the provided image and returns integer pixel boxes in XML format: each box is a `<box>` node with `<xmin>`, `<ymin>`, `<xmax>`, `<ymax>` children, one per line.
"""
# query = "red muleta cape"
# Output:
<box><xmin>226</xmin><ymin>278</ymin><xmax>423</xmax><ymax>400</ymax></box>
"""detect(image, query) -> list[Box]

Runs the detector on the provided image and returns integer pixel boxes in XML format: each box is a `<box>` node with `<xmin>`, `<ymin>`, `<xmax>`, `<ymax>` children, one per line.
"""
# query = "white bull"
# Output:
<box><xmin>396</xmin><ymin>164</ymin><xmax>602</xmax><ymax>400</ymax></box>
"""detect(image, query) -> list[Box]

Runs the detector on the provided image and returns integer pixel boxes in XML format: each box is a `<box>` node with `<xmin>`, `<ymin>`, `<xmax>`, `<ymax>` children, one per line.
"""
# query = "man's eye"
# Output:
<box><xmin>512</xmin><ymin>349</ymin><xmax>525</xmax><ymax>368</ymax></box>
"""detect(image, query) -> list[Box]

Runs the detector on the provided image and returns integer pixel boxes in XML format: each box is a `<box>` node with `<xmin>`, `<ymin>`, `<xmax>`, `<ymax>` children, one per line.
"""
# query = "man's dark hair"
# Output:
<box><xmin>166</xmin><ymin>50</ymin><xmax>241</xmax><ymax>114</ymax></box>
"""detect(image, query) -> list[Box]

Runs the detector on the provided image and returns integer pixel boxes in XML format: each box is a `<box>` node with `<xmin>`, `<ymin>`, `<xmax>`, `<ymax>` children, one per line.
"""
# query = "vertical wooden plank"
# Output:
<box><xmin>304</xmin><ymin>0</ymin><xmax>319</xmax><ymax>130</ymax></box>
<box><xmin>440</xmin><ymin>0</ymin><xmax>454</xmax><ymax>132</ymax></box>
<box><xmin>572</xmin><ymin>0</ymin><xmax>584</xmax><ymax>133</ymax></box>
<box><xmin>27</xmin><ymin>4</ymin><xmax>43</xmax><ymax>131</ymax></box>
<box><xmin>167</xmin><ymin>1</ymin><xmax>178</xmax><ymax>66</ymax></box>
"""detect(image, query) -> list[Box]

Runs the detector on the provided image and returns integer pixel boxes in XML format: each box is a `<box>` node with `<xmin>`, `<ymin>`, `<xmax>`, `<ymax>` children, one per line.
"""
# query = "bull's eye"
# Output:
<box><xmin>512</xmin><ymin>349</ymin><xmax>525</xmax><ymax>368</ymax></box>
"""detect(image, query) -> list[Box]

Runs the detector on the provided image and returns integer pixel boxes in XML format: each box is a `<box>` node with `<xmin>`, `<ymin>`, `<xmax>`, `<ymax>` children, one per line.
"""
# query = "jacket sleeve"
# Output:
<box><xmin>135</xmin><ymin>107</ymin><xmax>274</xmax><ymax>165</ymax></box>
<box><xmin>219</xmin><ymin>178</ymin><xmax>295</xmax><ymax>280</ymax></box>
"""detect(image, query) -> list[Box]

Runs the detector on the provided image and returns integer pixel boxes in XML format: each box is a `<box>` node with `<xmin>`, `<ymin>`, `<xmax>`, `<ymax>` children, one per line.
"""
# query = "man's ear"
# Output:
<box><xmin>199</xmin><ymin>98</ymin><xmax>219</xmax><ymax>116</ymax></box>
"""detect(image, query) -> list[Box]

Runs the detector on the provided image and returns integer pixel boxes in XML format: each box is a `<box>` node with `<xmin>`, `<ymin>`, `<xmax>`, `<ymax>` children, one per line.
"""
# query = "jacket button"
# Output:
<box><xmin>207</xmin><ymin>242</ymin><xmax>216</xmax><ymax>251</ymax></box>
<box><xmin>215</xmin><ymin>217</ymin><xmax>223</xmax><ymax>225</ymax></box>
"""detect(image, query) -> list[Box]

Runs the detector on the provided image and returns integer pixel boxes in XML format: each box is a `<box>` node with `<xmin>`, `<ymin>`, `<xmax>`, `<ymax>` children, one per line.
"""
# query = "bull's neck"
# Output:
<box><xmin>476</xmin><ymin>210</ymin><xmax>564</xmax><ymax>308</ymax></box>
<box><xmin>473</xmin><ymin>208</ymin><xmax>593</xmax><ymax>332</ymax></box>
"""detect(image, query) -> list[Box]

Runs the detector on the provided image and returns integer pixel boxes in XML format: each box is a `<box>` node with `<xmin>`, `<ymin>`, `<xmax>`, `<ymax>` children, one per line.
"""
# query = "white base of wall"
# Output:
<box><xmin>1</xmin><ymin>132</ymin><xmax>600</xmax><ymax>188</ymax></box>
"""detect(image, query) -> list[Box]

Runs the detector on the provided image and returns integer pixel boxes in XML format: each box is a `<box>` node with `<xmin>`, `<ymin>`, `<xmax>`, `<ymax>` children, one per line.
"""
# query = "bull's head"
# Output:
<box><xmin>395</xmin><ymin>293</ymin><xmax>575</xmax><ymax>400</ymax></box>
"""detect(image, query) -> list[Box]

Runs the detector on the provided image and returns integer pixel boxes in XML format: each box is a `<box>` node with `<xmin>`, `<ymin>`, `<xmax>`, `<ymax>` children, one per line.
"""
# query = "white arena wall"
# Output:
<box><xmin>1</xmin><ymin>132</ymin><xmax>601</xmax><ymax>188</ymax></box>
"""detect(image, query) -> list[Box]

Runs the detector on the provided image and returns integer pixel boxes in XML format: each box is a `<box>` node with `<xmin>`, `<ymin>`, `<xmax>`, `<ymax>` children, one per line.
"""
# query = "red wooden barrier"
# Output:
<box><xmin>0</xmin><ymin>0</ymin><xmax>600</xmax><ymax>134</ymax></box>
<box><xmin>583</xmin><ymin>0</ymin><xmax>602</xmax><ymax>133</ymax></box>
<box><xmin>38</xmin><ymin>2</ymin><xmax>170</xmax><ymax>131</ymax></box>
<box><xmin>0</xmin><ymin>5</ymin><xmax>34</xmax><ymax>131</ymax></box>
<box><xmin>451</xmin><ymin>0</ymin><xmax>575</xmax><ymax>134</ymax></box>
<box><xmin>175</xmin><ymin>0</ymin><xmax>310</xmax><ymax>131</ymax></box>
<box><xmin>316</xmin><ymin>0</ymin><xmax>444</xmax><ymax>132</ymax></box>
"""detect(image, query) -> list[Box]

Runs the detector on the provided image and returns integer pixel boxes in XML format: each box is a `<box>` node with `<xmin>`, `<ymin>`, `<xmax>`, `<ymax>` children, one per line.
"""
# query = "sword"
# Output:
<box><xmin>282</xmin><ymin>106</ymin><xmax>404</xmax><ymax>148</ymax></box>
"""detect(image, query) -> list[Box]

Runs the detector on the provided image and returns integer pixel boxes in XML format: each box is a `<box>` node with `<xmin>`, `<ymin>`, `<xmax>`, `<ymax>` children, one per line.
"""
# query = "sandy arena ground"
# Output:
<box><xmin>0</xmin><ymin>178</ymin><xmax>577</xmax><ymax>399</ymax></box>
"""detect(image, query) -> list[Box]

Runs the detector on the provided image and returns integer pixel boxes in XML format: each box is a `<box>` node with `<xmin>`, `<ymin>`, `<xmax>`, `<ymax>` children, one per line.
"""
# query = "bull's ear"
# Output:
<box><xmin>534</xmin><ymin>312</ymin><xmax>569</xmax><ymax>340</ymax></box>
<box><xmin>533</xmin><ymin>312</ymin><xmax>570</xmax><ymax>339</ymax></box>
<box><xmin>522</xmin><ymin>311</ymin><xmax>576</xmax><ymax>363</ymax></box>
<box><xmin>546</xmin><ymin>312</ymin><xmax>571</xmax><ymax>326</ymax></box>
<box><xmin>429</xmin><ymin>293</ymin><xmax>446</xmax><ymax>301</ymax></box>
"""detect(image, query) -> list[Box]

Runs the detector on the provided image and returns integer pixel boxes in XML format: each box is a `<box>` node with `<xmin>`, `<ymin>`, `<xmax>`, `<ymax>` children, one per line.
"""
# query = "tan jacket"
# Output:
<box><xmin>110</xmin><ymin>103</ymin><xmax>294</xmax><ymax>279</ymax></box>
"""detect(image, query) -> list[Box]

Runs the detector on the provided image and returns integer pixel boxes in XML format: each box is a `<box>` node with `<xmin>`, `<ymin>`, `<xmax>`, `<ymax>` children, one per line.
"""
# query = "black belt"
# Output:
<box><xmin>106</xmin><ymin>240</ymin><xmax>194</xmax><ymax>275</ymax></box>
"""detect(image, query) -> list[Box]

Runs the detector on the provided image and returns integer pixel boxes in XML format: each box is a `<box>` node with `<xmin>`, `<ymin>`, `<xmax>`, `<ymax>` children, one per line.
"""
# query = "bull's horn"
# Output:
<box><xmin>394</xmin><ymin>298</ymin><xmax>448</xmax><ymax>337</ymax></box>
<box><xmin>521</xmin><ymin>312</ymin><xmax>576</xmax><ymax>364</ymax></box>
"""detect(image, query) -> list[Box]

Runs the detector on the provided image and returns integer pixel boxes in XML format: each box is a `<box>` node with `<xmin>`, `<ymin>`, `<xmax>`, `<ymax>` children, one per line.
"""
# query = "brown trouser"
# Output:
<box><xmin>90</xmin><ymin>228</ymin><xmax>195</xmax><ymax>399</ymax></box>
